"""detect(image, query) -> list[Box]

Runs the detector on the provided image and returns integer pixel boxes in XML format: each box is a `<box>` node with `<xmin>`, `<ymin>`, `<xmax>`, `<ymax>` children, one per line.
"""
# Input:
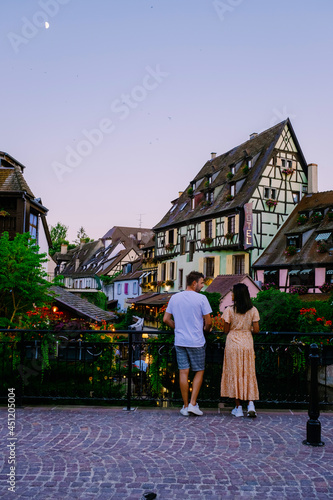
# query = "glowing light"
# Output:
<box><xmin>45</xmin><ymin>22</ymin><xmax>50</xmax><ymax>29</ymax></box>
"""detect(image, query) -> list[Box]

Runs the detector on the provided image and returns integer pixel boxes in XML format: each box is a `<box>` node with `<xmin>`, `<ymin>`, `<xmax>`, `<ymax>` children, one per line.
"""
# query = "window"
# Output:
<box><xmin>178</xmin><ymin>269</ymin><xmax>183</xmax><ymax>289</ymax></box>
<box><xmin>170</xmin><ymin>262</ymin><xmax>175</xmax><ymax>280</ymax></box>
<box><xmin>292</xmin><ymin>192</ymin><xmax>299</xmax><ymax>204</ymax></box>
<box><xmin>205</xmin><ymin>257</ymin><xmax>214</xmax><ymax>278</ymax></box>
<box><xmin>191</xmin><ymin>198</ymin><xmax>195</xmax><ymax>210</ymax></box>
<box><xmin>230</xmin><ymin>164</ymin><xmax>235</xmax><ymax>174</ymax></box>
<box><xmin>287</xmin><ymin>235</ymin><xmax>301</xmax><ymax>249</ymax></box>
<box><xmin>133</xmin><ymin>282</ymin><xmax>138</xmax><ymax>294</ymax></box>
<box><xmin>206</xmin><ymin>191</ymin><xmax>214</xmax><ymax>203</ymax></box>
<box><xmin>289</xmin><ymin>269</ymin><xmax>314</xmax><ymax>288</ymax></box>
<box><xmin>228</xmin><ymin>216</ymin><xmax>235</xmax><ymax>234</ymax></box>
<box><xmin>189</xmin><ymin>241</ymin><xmax>195</xmax><ymax>262</ymax></box>
<box><xmin>230</xmin><ymin>184</ymin><xmax>235</xmax><ymax>197</ymax></box>
<box><xmin>180</xmin><ymin>236</ymin><xmax>186</xmax><ymax>255</ymax></box>
<box><xmin>161</xmin><ymin>263</ymin><xmax>166</xmax><ymax>281</ymax></box>
<box><xmin>264</xmin><ymin>269</ymin><xmax>280</xmax><ymax>287</ymax></box>
<box><xmin>234</xmin><ymin>255</ymin><xmax>245</xmax><ymax>275</ymax></box>
<box><xmin>205</xmin><ymin>220</ymin><xmax>212</xmax><ymax>238</ymax></box>
<box><xmin>29</xmin><ymin>212</ymin><xmax>38</xmax><ymax>240</ymax></box>
<box><xmin>117</xmin><ymin>284</ymin><xmax>122</xmax><ymax>295</ymax></box>
<box><xmin>281</xmin><ymin>158</ymin><xmax>286</xmax><ymax>168</ymax></box>
<box><xmin>264</xmin><ymin>187</ymin><xmax>276</xmax><ymax>199</ymax></box>
<box><xmin>168</xmin><ymin>229</ymin><xmax>174</xmax><ymax>245</ymax></box>
<box><xmin>124</xmin><ymin>283</ymin><xmax>129</xmax><ymax>295</ymax></box>
<box><xmin>326</xmin><ymin>269</ymin><xmax>333</xmax><ymax>284</ymax></box>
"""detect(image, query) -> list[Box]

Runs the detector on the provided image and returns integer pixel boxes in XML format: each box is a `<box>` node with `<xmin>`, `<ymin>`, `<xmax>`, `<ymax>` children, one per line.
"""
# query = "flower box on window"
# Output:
<box><xmin>282</xmin><ymin>168</ymin><xmax>294</xmax><ymax>175</ymax></box>
<box><xmin>226</xmin><ymin>172</ymin><xmax>234</xmax><ymax>181</ymax></box>
<box><xmin>226</xmin><ymin>194</ymin><xmax>234</xmax><ymax>202</ymax></box>
<box><xmin>289</xmin><ymin>285</ymin><xmax>308</xmax><ymax>295</ymax></box>
<box><xmin>316</xmin><ymin>240</ymin><xmax>328</xmax><ymax>253</ymax></box>
<box><xmin>165</xmin><ymin>243</ymin><xmax>175</xmax><ymax>251</ymax></box>
<box><xmin>201</xmin><ymin>237</ymin><xmax>213</xmax><ymax>245</ymax></box>
<box><xmin>284</xmin><ymin>245</ymin><xmax>297</xmax><ymax>256</ymax></box>
<box><xmin>242</xmin><ymin>165</ymin><xmax>249</xmax><ymax>175</ymax></box>
<box><xmin>165</xmin><ymin>280</ymin><xmax>174</xmax><ymax>287</ymax></box>
<box><xmin>296</xmin><ymin>214</ymin><xmax>308</xmax><ymax>225</ymax></box>
<box><xmin>310</xmin><ymin>212</ymin><xmax>323</xmax><ymax>224</ymax></box>
<box><xmin>225</xmin><ymin>232</ymin><xmax>234</xmax><ymax>242</ymax></box>
<box><xmin>266</xmin><ymin>198</ymin><xmax>278</xmax><ymax>208</ymax></box>
<box><xmin>319</xmin><ymin>283</ymin><xmax>333</xmax><ymax>293</ymax></box>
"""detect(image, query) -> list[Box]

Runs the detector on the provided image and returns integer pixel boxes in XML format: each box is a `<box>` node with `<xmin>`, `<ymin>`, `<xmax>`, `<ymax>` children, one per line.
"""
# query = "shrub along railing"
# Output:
<box><xmin>0</xmin><ymin>329</ymin><xmax>333</xmax><ymax>408</ymax></box>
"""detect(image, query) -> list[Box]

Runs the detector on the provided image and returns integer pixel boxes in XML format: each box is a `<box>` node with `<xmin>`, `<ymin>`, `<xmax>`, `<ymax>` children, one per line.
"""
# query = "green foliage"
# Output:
<box><xmin>74</xmin><ymin>226</ymin><xmax>93</xmax><ymax>245</ymax></box>
<box><xmin>252</xmin><ymin>289</ymin><xmax>302</xmax><ymax>332</ymax></box>
<box><xmin>200</xmin><ymin>291</ymin><xmax>221</xmax><ymax>316</ymax></box>
<box><xmin>49</xmin><ymin>221</ymin><xmax>76</xmax><ymax>256</ymax></box>
<box><xmin>52</xmin><ymin>274</ymin><xmax>65</xmax><ymax>287</ymax></box>
<box><xmin>100</xmin><ymin>271</ymin><xmax>122</xmax><ymax>286</ymax></box>
<box><xmin>83</xmin><ymin>291</ymin><xmax>108</xmax><ymax>311</ymax></box>
<box><xmin>299</xmin><ymin>300</ymin><xmax>333</xmax><ymax>322</ymax></box>
<box><xmin>0</xmin><ymin>232</ymin><xmax>51</xmax><ymax>327</ymax></box>
<box><xmin>114</xmin><ymin>308</ymin><xmax>135</xmax><ymax>330</ymax></box>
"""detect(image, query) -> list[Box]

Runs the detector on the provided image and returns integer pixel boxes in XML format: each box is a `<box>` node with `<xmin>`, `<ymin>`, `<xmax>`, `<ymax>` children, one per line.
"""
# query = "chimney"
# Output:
<box><xmin>249</xmin><ymin>133</ymin><xmax>258</xmax><ymax>140</ymax></box>
<box><xmin>60</xmin><ymin>243</ymin><xmax>68</xmax><ymax>254</ymax></box>
<box><xmin>211</xmin><ymin>152</ymin><xmax>217</xmax><ymax>160</ymax></box>
<box><xmin>178</xmin><ymin>191</ymin><xmax>183</xmax><ymax>197</ymax></box>
<box><xmin>75</xmin><ymin>258</ymin><xmax>80</xmax><ymax>271</ymax></box>
<box><xmin>307</xmin><ymin>163</ymin><xmax>318</xmax><ymax>194</ymax></box>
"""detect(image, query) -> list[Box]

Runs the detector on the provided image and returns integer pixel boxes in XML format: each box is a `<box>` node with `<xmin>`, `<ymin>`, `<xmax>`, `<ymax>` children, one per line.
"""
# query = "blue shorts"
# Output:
<box><xmin>175</xmin><ymin>345</ymin><xmax>206</xmax><ymax>371</ymax></box>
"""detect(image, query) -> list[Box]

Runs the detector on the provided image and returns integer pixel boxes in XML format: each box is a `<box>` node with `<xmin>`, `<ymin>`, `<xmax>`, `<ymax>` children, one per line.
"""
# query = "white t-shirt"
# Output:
<box><xmin>166</xmin><ymin>291</ymin><xmax>212</xmax><ymax>347</ymax></box>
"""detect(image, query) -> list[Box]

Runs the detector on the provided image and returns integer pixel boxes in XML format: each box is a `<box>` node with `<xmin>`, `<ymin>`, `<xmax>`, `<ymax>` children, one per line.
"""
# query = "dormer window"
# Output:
<box><xmin>230</xmin><ymin>184</ymin><xmax>235</xmax><ymax>197</ymax></box>
<box><xmin>230</xmin><ymin>164</ymin><xmax>235</xmax><ymax>175</ymax></box>
<box><xmin>287</xmin><ymin>235</ymin><xmax>301</xmax><ymax>249</ymax></box>
<box><xmin>206</xmin><ymin>191</ymin><xmax>214</xmax><ymax>204</ymax></box>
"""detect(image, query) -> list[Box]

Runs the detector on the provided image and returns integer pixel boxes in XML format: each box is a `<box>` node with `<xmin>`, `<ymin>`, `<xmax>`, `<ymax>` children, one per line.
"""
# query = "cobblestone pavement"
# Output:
<box><xmin>0</xmin><ymin>406</ymin><xmax>333</xmax><ymax>499</ymax></box>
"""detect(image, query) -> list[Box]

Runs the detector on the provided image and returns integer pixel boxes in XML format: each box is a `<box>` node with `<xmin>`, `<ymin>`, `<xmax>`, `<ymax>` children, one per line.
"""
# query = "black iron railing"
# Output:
<box><xmin>0</xmin><ymin>329</ymin><xmax>333</xmax><ymax>409</ymax></box>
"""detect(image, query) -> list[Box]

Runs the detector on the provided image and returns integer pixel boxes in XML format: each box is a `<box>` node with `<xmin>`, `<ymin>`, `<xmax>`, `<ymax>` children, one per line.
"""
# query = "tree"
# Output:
<box><xmin>74</xmin><ymin>226</ymin><xmax>93</xmax><ymax>245</ymax></box>
<box><xmin>49</xmin><ymin>222</ymin><xmax>76</xmax><ymax>256</ymax></box>
<box><xmin>0</xmin><ymin>232</ymin><xmax>52</xmax><ymax>327</ymax></box>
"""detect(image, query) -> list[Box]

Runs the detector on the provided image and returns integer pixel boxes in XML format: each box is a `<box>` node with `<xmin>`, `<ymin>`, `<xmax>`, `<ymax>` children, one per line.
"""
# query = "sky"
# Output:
<box><xmin>1</xmin><ymin>0</ymin><xmax>333</xmax><ymax>242</ymax></box>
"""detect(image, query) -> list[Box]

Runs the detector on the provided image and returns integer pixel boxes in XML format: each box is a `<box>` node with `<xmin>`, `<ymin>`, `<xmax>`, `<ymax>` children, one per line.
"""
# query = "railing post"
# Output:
<box><xmin>303</xmin><ymin>343</ymin><xmax>324</xmax><ymax>447</ymax></box>
<box><xmin>17</xmin><ymin>330</ymin><xmax>25</xmax><ymax>408</ymax></box>
<box><xmin>124</xmin><ymin>331</ymin><xmax>135</xmax><ymax>411</ymax></box>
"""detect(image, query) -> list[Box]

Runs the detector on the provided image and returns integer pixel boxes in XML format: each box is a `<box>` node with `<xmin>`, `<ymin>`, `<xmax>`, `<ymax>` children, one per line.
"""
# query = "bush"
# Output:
<box><xmin>252</xmin><ymin>289</ymin><xmax>302</xmax><ymax>332</ymax></box>
<box><xmin>200</xmin><ymin>291</ymin><xmax>221</xmax><ymax>316</ymax></box>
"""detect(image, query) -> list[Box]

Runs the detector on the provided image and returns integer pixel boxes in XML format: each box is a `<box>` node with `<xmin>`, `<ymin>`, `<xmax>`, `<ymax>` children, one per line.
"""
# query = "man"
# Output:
<box><xmin>163</xmin><ymin>271</ymin><xmax>212</xmax><ymax>416</ymax></box>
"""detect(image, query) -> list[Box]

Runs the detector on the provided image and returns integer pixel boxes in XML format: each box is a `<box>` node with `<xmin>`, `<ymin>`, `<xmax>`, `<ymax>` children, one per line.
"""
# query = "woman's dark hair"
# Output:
<box><xmin>233</xmin><ymin>283</ymin><xmax>253</xmax><ymax>314</ymax></box>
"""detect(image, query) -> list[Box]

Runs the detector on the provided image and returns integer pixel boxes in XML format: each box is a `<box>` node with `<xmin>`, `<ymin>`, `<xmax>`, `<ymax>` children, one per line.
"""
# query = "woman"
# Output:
<box><xmin>220</xmin><ymin>283</ymin><xmax>260</xmax><ymax>418</ymax></box>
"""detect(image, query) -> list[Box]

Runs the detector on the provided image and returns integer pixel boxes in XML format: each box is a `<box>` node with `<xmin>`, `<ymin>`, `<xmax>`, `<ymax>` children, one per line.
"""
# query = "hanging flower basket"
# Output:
<box><xmin>285</xmin><ymin>245</ymin><xmax>297</xmax><ymax>256</ymax></box>
<box><xmin>282</xmin><ymin>168</ymin><xmax>293</xmax><ymax>175</ymax></box>
<box><xmin>266</xmin><ymin>198</ymin><xmax>278</xmax><ymax>208</ymax></box>
<box><xmin>296</xmin><ymin>214</ymin><xmax>307</xmax><ymax>225</ymax></box>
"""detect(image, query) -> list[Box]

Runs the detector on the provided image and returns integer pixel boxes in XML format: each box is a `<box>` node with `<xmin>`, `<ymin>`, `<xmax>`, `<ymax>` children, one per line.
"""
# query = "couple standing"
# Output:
<box><xmin>163</xmin><ymin>271</ymin><xmax>259</xmax><ymax>418</ymax></box>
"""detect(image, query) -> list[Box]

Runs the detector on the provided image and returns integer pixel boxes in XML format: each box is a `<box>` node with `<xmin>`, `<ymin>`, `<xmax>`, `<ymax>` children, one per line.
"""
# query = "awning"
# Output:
<box><xmin>315</xmin><ymin>232</ymin><xmax>331</xmax><ymax>241</ymax></box>
<box><xmin>264</xmin><ymin>270</ymin><xmax>270</xmax><ymax>275</ymax></box>
<box><xmin>300</xmin><ymin>269</ymin><xmax>312</xmax><ymax>274</ymax></box>
<box><xmin>270</xmin><ymin>270</ymin><xmax>277</xmax><ymax>274</ymax></box>
<box><xmin>288</xmin><ymin>270</ymin><xmax>300</xmax><ymax>275</ymax></box>
<box><xmin>327</xmin><ymin>270</ymin><xmax>333</xmax><ymax>275</ymax></box>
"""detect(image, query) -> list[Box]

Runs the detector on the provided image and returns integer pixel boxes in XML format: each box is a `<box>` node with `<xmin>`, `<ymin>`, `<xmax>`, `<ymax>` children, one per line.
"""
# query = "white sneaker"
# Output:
<box><xmin>231</xmin><ymin>407</ymin><xmax>238</xmax><ymax>416</ymax></box>
<box><xmin>247</xmin><ymin>402</ymin><xmax>257</xmax><ymax>418</ymax></box>
<box><xmin>234</xmin><ymin>406</ymin><xmax>244</xmax><ymax>417</ymax></box>
<box><xmin>180</xmin><ymin>406</ymin><xmax>189</xmax><ymax>416</ymax></box>
<box><xmin>188</xmin><ymin>403</ymin><xmax>203</xmax><ymax>416</ymax></box>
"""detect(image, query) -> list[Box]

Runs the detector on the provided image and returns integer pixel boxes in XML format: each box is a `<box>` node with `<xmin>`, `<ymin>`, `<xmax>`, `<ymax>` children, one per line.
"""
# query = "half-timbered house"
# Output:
<box><xmin>153</xmin><ymin>119</ymin><xmax>311</xmax><ymax>290</ymax></box>
<box><xmin>252</xmin><ymin>190</ymin><xmax>333</xmax><ymax>295</ymax></box>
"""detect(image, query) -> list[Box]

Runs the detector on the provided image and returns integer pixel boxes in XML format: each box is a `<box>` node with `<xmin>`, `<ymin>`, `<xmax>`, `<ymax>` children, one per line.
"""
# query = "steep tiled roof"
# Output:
<box><xmin>154</xmin><ymin>119</ymin><xmax>307</xmax><ymax>230</ymax></box>
<box><xmin>49</xmin><ymin>285</ymin><xmax>117</xmax><ymax>322</ymax></box>
<box><xmin>0</xmin><ymin>153</ymin><xmax>35</xmax><ymax>198</ymax></box>
<box><xmin>205</xmin><ymin>274</ymin><xmax>260</xmax><ymax>297</ymax></box>
<box><xmin>253</xmin><ymin>191</ymin><xmax>333</xmax><ymax>268</ymax></box>
<box><xmin>129</xmin><ymin>292</ymin><xmax>176</xmax><ymax>306</ymax></box>
<box><xmin>101</xmin><ymin>226</ymin><xmax>154</xmax><ymax>246</ymax></box>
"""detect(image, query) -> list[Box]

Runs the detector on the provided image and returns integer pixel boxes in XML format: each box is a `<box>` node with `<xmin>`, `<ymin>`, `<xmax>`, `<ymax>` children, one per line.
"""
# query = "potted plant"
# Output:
<box><xmin>266</xmin><ymin>198</ymin><xmax>278</xmax><ymax>208</ymax></box>
<box><xmin>226</xmin><ymin>194</ymin><xmax>234</xmax><ymax>202</ymax></box>
<box><xmin>282</xmin><ymin>168</ymin><xmax>293</xmax><ymax>175</ymax></box>
<box><xmin>296</xmin><ymin>214</ymin><xmax>307</xmax><ymax>225</ymax></box>
<box><xmin>285</xmin><ymin>245</ymin><xmax>297</xmax><ymax>256</ymax></box>
<box><xmin>226</xmin><ymin>172</ymin><xmax>234</xmax><ymax>181</ymax></box>
<box><xmin>187</xmin><ymin>187</ymin><xmax>194</xmax><ymax>196</ymax></box>
<box><xmin>242</xmin><ymin>165</ymin><xmax>249</xmax><ymax>175</ymax></box>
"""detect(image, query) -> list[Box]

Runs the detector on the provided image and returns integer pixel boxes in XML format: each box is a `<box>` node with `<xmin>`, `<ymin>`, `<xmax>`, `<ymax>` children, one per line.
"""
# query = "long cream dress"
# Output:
<box><xmin>220</xmin><ymin>306</ymin><xmax>260</xmax><ymax>401</ymax></box>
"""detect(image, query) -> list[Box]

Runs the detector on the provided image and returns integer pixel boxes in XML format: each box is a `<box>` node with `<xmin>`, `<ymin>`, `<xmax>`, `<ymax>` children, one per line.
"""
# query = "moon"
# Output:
<box><xmin>45</xmin><ymin>22</ymin><xmax>50</xmax><ymax>29</ymax></box>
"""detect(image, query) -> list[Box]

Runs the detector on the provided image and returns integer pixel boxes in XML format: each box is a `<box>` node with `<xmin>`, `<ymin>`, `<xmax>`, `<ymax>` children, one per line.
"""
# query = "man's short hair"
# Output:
<box><xmin>186</xmin><ymin>271</ymin><xmax>204</xmax><ymax>287</ymax></box>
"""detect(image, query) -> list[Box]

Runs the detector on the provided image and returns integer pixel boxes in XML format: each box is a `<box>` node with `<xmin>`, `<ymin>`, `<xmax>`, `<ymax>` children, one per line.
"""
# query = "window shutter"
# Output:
<box><xmin>235</xmin><ymin>214</ymin><xmax>239</xmax><ymax>234</ymax></box>
<box><xmin>165</xmin><ymin>231</ymin><xmax>169</xmax><ymax>245</ymax></box>
<box><xmin>157</xmin><ymin>263</ymin><xmax>161</xmax><ymax>281</ymax></box>
<box><xmin>226</xmin><ymin>255</ymin><xmax>233</xmax><ymax>274</ymax></box>
<box><xmin>214</xmin><ymin>255</ymin><xmax>220</xmax><ymax>276</ymax></box>
<box><xmin>199</xmin><ymin>257</ymin><xmax>204</xmax><ymax>274</ymax></box>
<box><xmin>165</xmin><ymin>261</ymin><xmax>169</xmax><ymax>280</ymax></box>
<box><xmin>200</xmin><ymin>221</ymin><xmax>205</xmax><ymax>239</ymax></box>
<box><xmin>244</xmin><ymin>253</ymin><xmax>250</xmax><ymax>274</ymax></box>
<box><xmin>212</xmin><ymin>219</ymin><xmax>216</xmax><ymax>239</ymax></box>
<box><xmin>222</xmin><ymin>217</ymin><xmax>227</xmax><ymax>235</ymax></box>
